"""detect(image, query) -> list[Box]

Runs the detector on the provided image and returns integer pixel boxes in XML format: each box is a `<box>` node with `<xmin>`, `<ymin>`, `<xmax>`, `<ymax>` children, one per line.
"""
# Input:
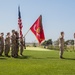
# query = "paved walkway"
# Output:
<box><xmin>26</xmin><ymin>47</ymin><xmax>51</xmax><ymax>51</ymax></box>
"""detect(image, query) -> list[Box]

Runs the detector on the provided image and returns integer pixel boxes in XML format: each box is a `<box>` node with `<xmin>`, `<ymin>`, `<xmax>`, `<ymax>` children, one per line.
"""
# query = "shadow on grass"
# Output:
<box><xmin>16</xmin><ymin>56</ymin><xmax>46</xmax><ymax>60</ymax></box>
<box><xmin>46</xmin><ymin>57</ymin><xmax>75</xmax><ymax>60</ymax></box>
<box><xmin>16</xmin><ymin>56</ymin><xmax>59</xmax><ymax>60</ymax></box>
<box><xmin>31</xmin><ymin>57</ymin><xmax>46</xmax><ymax>59</ymax></box>
<box><xmin>63</xmin><ymin>58</ymin><xmax>75</xmax><ymax>60</ymax></box>
<box><xmin>0</xmin><ymin>55</ymin><xmax>6</xmax><ymax>60</ymax></box>
<box><xmin>14</xmin><ymin>55</ymin><xmax>75</xmax><ymax>60</ymax></box>
<box><xmin>47</xmin><ymin>57</ymin><xmax>58</xmax><ymax>59</ymax></box>
<box><xmin>16</xmin><ymin>55</ymin><xmax>32</xmax><ymax>59</ymax></box>
<box><xmin>0</xmin><ymin>57</ymin><xmax>6</xmax><ymax>60</ymax></box>
<box><xmin>26</xmin><ymin>56</ymin><xmax>59</xmax><ymax>60</ymax></box>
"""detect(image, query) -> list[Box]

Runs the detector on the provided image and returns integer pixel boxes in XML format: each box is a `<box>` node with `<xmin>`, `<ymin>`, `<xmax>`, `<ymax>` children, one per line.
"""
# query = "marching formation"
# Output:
<box><xmin>0</xmin><ymin>30</ymin><xmax>25</xmax><ymax>58</ymax></box>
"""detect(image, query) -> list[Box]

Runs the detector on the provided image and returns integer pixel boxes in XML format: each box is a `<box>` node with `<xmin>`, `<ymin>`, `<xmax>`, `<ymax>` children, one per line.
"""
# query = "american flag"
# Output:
<box><xmin>18</xmin><ymin>6</ymin><xmax>23</xmax><ymax>38</ymax></box>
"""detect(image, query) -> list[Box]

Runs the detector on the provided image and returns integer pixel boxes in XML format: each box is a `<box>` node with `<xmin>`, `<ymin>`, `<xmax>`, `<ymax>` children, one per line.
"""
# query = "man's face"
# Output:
<box><xmin>12</xmin><ymin>31</ymin><xmax>15</xmax><ymax>34</ymax></box>
<box><xmin>8</xmin><ymin>34</ymin><xmax>10</xmax><ymax>37</ymax></box>
<box><xmin>1</xmin><ymin>34</ymin><xmax>4</xmax><ymax>36</ymax></box>
<box><xmin>62</xmin><ymin>33</ymin><xmax>64</xmax><ymax>37</ymax></box>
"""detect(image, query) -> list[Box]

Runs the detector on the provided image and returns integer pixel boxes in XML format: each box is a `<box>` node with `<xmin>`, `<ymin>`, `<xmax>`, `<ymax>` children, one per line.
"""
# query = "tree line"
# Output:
<box><xmin>41</xmin><ymin>39</ymin><xmax>74</xmax><ymax>51</ymax></box>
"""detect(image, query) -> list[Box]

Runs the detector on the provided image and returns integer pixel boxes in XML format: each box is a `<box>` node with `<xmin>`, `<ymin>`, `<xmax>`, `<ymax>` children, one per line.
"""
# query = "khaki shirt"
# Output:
<box><xmin>59</xmin><ymin>36</ymin><xmax>64</xmax><ymax>47</ymax></box>
<box><xmin>1</xmin><ymin>36</ymin><xmax>4</xmax><ymax>46</ymax></box>
<box><xmin>20</xmin><ymin>38</ymin><xmax>23</xmax><ymax>45</ymax></box>
<box><xmin>5</xmin><ymin>37</ymin><xmax>10</xmax><ymax>45</ymax></box>
<box><xmin>11</xmin><ymin>34</ymin><xmax>16</xmax><ymax>44</ymax></box>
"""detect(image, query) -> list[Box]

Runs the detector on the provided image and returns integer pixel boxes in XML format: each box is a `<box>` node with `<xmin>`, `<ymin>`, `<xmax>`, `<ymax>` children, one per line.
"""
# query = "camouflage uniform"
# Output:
<box><xmin>14</xmin><ymin>31</ymin><xmax>19</xmax><ymax>57</ymax></box>
<box><xmin>0</xmin><ymin>33</ymin><xmax>4</xmax><ymax>56</ymax></box>
<box><xmin>59</xmin><ymin>33</ymin><xmax>64</xmax><ymax>58</ymax></box>
<box><xmin>4</xmin><ymin>33</ymin><xmax>10</xmax><ymax>56</ymax></box>
<box><xmin>23</xmin><ymin>37</ymin><xmax>26</xmax><ymax>49</ymax></box>
<box><xmin>11</xmin><ymin>30</ymin><xmax>16</xmax><ymax>57</ymax></box>
<box><xmin>20</xmin><ymin>37</ymin><xmax>24</xmax><ymax>56</ymax></box>
<box><xmin>0</xmin><ymin>35</ymin><xmax>2</xmax><ymax>55</ymax></box>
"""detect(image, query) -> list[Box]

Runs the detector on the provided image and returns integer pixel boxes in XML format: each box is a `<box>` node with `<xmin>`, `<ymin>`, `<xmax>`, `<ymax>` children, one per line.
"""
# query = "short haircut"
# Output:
<box><xmin>61</xmin><ymin>32</ymin><xmax>64</xmax><ymax>35</ymax></box>
<box><xmin>7</xmin><ymin>32</ymin><xmax>10</xmax><ymax>35</ymax></box>
<box><xmin>1</xmin><ymin>33</ymin><xmax>4</xmax><ymax>35</ymax></box>
<box><xmin>12</xmin><ymin>30</ymin><xmax>15</xmax><ymax>33</ymax></box>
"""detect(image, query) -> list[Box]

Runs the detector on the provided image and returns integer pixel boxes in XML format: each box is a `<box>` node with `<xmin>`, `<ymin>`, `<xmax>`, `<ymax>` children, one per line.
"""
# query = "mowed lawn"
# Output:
<box><xmin>0</xmin><ymin>47</ymin><xmax>75</xmax><ymax>75</ymax></box>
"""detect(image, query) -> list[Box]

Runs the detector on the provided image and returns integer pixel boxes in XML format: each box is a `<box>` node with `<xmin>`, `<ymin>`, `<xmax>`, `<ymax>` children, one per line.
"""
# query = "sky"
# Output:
<box><xmin>0</xmin><ymin>0</ymin><xmax>75</xmax><ymax>43</ymax></box>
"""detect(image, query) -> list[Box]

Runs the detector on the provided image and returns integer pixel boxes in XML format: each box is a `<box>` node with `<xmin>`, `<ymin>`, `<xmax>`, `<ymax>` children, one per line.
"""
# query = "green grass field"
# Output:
<box><xmin>0</xmin><ymin>47</ymin><xmax>75</xmax><ymax>75</ymax></box>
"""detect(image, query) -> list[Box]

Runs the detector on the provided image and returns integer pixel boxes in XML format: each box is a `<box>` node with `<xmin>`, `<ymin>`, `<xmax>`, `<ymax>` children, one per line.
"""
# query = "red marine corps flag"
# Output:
<box><xmin>18</xmin><ymin>6</ymin><xmax>23</xmax><ymax>38</ymax></box>
<box><xmin>30</xmin><ymin>15</ymin><xmax>45</xmax><ymax>43</ymax></box>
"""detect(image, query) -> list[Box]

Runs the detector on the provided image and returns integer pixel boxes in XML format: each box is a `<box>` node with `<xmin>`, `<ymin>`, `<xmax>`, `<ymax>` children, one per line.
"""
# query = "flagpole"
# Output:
<box><xmin>23</xmin><ymin>36</ymin><xmax>26</xmax><ymax>49</ymax></box>
<box><xmin>24</xmin><ymin>29</ymin><xmax>30</xmax><ymax>37</ymax></box>
<box><xmin>23</xmin><ymin>29</ymin><xmax>30</xmax><ymax>49</ymax></box>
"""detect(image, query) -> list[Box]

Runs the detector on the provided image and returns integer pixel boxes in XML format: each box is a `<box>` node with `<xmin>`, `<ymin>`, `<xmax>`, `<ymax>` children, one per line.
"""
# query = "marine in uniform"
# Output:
<box><xmin>20</xmin><ymin>35</ymin><xmax>24</xmax><ymax>56</ymax></box>
<box><xmin>4</xmin><ymin>33</ymin><xmax>10</xmax><ymax>56</ymax></box>
<box><xmin>59</xmin><ymin>32</ymin><xmax>64</xmax><ymax>59</ymax></box>
<box><xmin>0</xmin><ymin>34</ymin><xmax>2</xmax><ymax>56</ymax></box>
<box><xmin>0</xmin><ymin>33</ymin><xmax>4</xmax><ymax>56</ymax></box>
<box><xmin>11</xmin><ymin>30</ymin><xmax>16</xmax><ymax>57</ymax></box>
<box><xmin>14</xmin><ymin>31</ymin><xmax>19</xmax><ymax>58</ymax></box>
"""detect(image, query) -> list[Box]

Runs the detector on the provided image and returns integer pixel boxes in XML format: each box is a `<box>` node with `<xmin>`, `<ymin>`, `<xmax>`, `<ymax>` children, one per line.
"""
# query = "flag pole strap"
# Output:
<box><xmin>24</xmin><ymin>29</ymin><xmax>30</xmax><ymax>37</ymax></box>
